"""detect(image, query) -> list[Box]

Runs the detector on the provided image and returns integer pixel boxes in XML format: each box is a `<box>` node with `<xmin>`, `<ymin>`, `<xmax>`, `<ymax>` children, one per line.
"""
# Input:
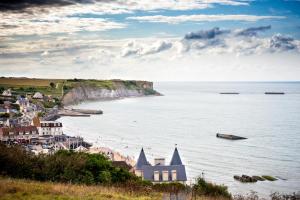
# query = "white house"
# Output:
<box><xmin>32</xmin><ymin>117</ymin><xmax>63</xmax><ymax>136</ymax></box>
<box><xmin>2</xmin><ymin>89</ymin><xmax>12</xmax><ymax>96</ymax></box>
<box><xmin>33</xmin><ymin>92</ymin><xmax>43</xmax><ymax>99</ymax></box>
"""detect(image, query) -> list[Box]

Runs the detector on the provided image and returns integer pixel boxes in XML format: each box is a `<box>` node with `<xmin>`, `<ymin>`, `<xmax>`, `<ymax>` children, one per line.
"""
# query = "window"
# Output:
<box><xmin>171</xmin><ymin>170</ymin><xmax>177</xmax><ymax>181</ymax></box>
<box><xmin>162</xmin><ymin>171</ymin><xmax>169</xmax><ymax>181</ymax></box>
<box><xmin>135</xmin><ymin>170</ymin><xmax>143</xmax><ymax>179</ymax></box>
<box><xmin>154</xmin><ymin>171</ymin><xmax>160</xmax><ymax>181</ymax></box>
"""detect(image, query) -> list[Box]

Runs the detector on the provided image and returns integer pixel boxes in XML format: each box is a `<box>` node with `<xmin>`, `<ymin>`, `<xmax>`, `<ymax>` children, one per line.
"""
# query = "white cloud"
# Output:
<box><xmin>41</xmin><ymin>51</ymin><xmax>49</xmax><ymax>56</ymax></box>
<box><xmin>127</xmin><ymin>14</ymin><xmax>285</xmax><ymax>24</ymax></box>
<box><xmin>1</xmin><ymin>26</ymin><xmax>300</xmax><ymax>81</ymax></box>
<box><xmin>0</xmin><ymin>13</ymin><xmax>126</xmax><ymax>36</ymax></box>
<box><xmin>121</xmin><ymin>40</ymin><xmax>173</xmax><ymax>57</ymax></box>
<box><xmin>0</xmin><ymin>0</ymin><xmax>253</xmax><ymax>37</ymax></box>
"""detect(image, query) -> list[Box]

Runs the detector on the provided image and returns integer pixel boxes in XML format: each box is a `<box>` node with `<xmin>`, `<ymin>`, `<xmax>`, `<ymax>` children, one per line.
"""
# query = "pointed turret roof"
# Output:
<box><xmin>170</xmin><ymin>147</ymin><xmax>183</xmax><ymax>165</ymax></box>
<box><xmin>136</xmin><ymin>148</ymin><xmax>149</xmax><ymax>168</ymax></box>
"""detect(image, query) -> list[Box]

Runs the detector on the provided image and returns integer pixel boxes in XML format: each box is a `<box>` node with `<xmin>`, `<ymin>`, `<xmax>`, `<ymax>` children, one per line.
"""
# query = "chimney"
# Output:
<box><xmin>154</xmin><ymin>158</ymin><xmax>165</xmax><ymax>166</ymax></box>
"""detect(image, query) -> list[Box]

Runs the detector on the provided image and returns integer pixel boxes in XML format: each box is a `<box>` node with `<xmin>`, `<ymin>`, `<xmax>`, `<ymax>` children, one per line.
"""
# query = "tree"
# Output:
<box><xmin>50</xmin><ymin>82</ymin><xmax>55</xmax><ymax>89</ymax></box>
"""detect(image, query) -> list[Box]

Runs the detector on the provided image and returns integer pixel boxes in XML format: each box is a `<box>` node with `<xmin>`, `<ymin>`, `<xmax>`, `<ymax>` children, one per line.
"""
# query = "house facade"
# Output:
<box><xmin>0</xmin><ymin>126</ymin><xmax>38</xmax><ymax>141</ymax></box>
<box><xmin>32</xmin><ymin>117</ymin><xmax>63</xmax><ymax>136</ymax></box>
<box><xmin>134</xmin><ymin>147</ymin><xmax>187</xmax><ymax>184</ymax></box>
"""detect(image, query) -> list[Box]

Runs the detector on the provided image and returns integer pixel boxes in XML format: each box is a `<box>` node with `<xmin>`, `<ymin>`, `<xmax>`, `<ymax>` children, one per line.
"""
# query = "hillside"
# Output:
<box><xmin>0</xmin><ymin>177</ymin><xmax>162</xmax><ymax>200</ymax></box>
<box><xmin>0</xmin><ymin>77</ymin><xmax>160</xmax><ymax>105</ymax></box>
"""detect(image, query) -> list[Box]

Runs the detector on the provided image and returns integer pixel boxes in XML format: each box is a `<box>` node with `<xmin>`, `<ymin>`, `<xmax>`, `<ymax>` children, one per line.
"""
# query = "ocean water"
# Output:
<box><xmin>60</xmin><ymin>82</ymin><xmax>300</xmax><ymax>196</ymax></box>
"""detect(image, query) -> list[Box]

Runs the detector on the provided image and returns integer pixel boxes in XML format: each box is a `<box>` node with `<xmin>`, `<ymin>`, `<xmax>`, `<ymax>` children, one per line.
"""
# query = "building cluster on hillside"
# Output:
<box><xmin>0</xmin><ymin>116</ymin><xmax>91</xmax><ymax>155</ymax></box>
<box><xmin>0</xmin><ymin>88</ymin><xmax>91</xmax><ymax>155</ymax></box>
<box><xmin>0</xmin><ymin>88</ymin><xmax>135</xmax><ymax>167</ymax></box>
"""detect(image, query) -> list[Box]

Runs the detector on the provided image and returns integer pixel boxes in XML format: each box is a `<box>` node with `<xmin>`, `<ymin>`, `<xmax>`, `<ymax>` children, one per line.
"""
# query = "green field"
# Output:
<box><xmin>0</xmin><ymin>77</ymin><xmax>151</xmax><ymax>99</ymax></box>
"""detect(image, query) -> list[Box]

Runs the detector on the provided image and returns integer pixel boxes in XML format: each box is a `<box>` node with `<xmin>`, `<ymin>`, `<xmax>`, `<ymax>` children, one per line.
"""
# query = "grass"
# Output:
<box><xmin>0</xmin><ymin>177</ymin><xmax>231</xmax><ymax>200</ymax></box>
<box><xmin>0</xmin><ymin>177</ymin><xmax>162</xmax><ymax>200</ymax></box>
<box><xmin>0</xmin><ymin>78</ymin><xmax>150</xmax><ymax>98</ymax></box>
<box><xmin>0</xmin><ymin>77</ymin><xmax>64</xmax><ymax>98</ymax></box>
<box><xmin>0</xmin><ymin>77</ymin><xmax>64</xmax><ymax>87</ymax></box>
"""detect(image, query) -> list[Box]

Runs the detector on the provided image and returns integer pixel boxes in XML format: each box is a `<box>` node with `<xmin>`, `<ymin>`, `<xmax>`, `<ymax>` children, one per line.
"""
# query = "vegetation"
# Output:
<box><xmin>193</xmin><ymin>177</ymin><xmax>231</xmax><ymax>199</ymax></box>
<box><xmin>0</xmin><ymin>177</ymin><xmax>162</xmax><ymax>200</ymax></box>
<box><xmin>0</xmin><ymin>78</ymin><xmax>157</xmax><ymax>105</ymax></box>
<box><xmin>37</xmin><ymin>111</ymin><xmax>45</xmax><ymax>117</ymax></box>
<box><xmin>49</xmin><ymin>82</ymin><xmax>55</xmax><ymax>89</ymax></box>
<box><xmin>261</xmin><ymin>175</ymin><xmax>277</xmax><ymax>181</ymax></box>
<box><xmin>0</xmin><ymin>113</ymin><xmax>10</xmax><ymax>118</ymax></box>
<box><xmin>123</xmin><ymin>80</ymin><xmax>139</xmax><ymax>90</ymax></box>
<box><xmin>143</xmin><ymin>88</ymin><xmax>157</xmax><ymax>95</ymax></box>
<box><xmin>0</xmin><ymin>144</ymin><xmax>235</xmax><ymax>199</ymax></box>
<box><xmin>0</xmin><ymin>144</ymin><xmax>137</xmax><ymax>185</ymax></box>
<box><xmin>233</xmin><ymin>191</ymin><xmax>299</xmax><ymax>200</ymax></box>
<box><xmin>0</xmin><ymin>86</ymin><xmax>4</xmax><ymax>93</ymax></box>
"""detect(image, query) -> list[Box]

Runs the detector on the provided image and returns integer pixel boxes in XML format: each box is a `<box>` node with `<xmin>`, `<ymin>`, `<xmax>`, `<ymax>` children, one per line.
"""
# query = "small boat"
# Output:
<box><xmin>216</xmin><ymin>133</ymin><xmax>247</xmax><ymax>140</ymax></box>
<box><xmin>264</xmin><ymin>92</ymin><xmax>285</xmax><ymax>95</ymax></box>
<box><xmin>219</xmin><ymin>92</ymin><xmax>240</xmax><ymax>94</ymax></box>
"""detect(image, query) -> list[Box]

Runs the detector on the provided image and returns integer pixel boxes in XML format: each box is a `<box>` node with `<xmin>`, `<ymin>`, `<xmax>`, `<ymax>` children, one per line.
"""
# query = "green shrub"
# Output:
<box><xmin>262</xmin><ymin>175</ymin><xmax>277</xmax><ymax>181</ymax></box>
<box><xmin>0</xmin><ymin>113</ymin><xmax>10</xmax><ymax>118</ymax></box>
<box><xmin>193</xmin><ymin>177</ymin><xmax>231</xmax><ymax>198</ymax></box>
<box><xmin>144</xmin><ymin>88</ymin><xmax>157</xmax><ymax>95</ymax></box>
<box><xmin>0</xmin><ymin>145</ymin><xmax>137</xmax><ymax>186</ymax></box>
<box><xmin>49</xmin><ymin>82</ymin><xmax>55</xmax><ymax>89</ymax></box>
<box><xmin>98</xmin><ymin>171</ymin><xmax>112</xmax><ymax>184</ymax></box>
<box><xmin>123</xmin><ymin>81</ymin><xmax>138</xmax><ymax>89</ymax></box>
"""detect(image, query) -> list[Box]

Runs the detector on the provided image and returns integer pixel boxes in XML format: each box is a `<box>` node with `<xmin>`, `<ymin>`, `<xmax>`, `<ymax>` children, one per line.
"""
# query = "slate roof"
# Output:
<box><xmin>170</xmin><ymin>147</ymin><xmax>182</xmax><ymax>165</ymax></box>
<box><xmin>135</xmin><ymin>148</ymin><xmax>187</xmax><ymax>182</ymax></box>
<box><xmin>136</xmin><ymin>148</ymin><xmax>150</xmax><ymax>168</ymax></box>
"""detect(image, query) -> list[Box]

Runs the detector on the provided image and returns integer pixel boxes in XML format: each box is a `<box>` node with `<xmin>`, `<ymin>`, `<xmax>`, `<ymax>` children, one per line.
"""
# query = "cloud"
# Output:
<box><xmin>0</xmin><ymin>0</ymin><xmax>74</xmax><ymax>11</ymax></box>
<box><xmin>269</xmin><ymin>34</ymin><xmax>298</xmax><ymax>51</ymax></box>
<box><xmin>142</xmin><ymin>40</ymin><xmax>173</xmax><ymax>55</ymax></box>
<box><xmin>184</xmin><ymin>27</ymin><xmax>229</xmax><ymax>40</ymax></box>
<box><xmin>236</xmin><ymin>25</ymin><xmax>272</xmax><ymax>36</ymax></box>
<box><xmin>41</xmin><ymin>51</ymin><xmax>49</xmax><ymax>56</ymax></box>
<box><xmin>121</xmin><ymin>40</ymin><xmax>173</xmax><ymax>57</ymax></box>
<box><xmin>0</xmin><ymin>0</ymin><xmax>250</xmax><ymax>12</ymax></box>
<box><xmin>0</xmin><ymin>13</ymin><xmax>126</xmax><ymax>36</ymax></box>
<box><xmin>127</xmin><ymin>14</ymin><xmax>285</xmax><ymax>24</ymax></box>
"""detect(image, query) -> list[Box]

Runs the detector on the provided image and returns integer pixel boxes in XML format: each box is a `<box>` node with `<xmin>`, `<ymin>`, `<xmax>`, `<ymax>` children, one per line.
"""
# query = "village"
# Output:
<box><xmin>0</xmin><ymin>88</ymin><xmax>136</xmax><ymax>170</ymax></box>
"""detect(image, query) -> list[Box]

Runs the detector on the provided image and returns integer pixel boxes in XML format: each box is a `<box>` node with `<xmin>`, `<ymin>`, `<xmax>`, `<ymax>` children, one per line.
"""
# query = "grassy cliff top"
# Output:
<box><xmin>0</xmin><ymin>77</ymin><xmax>154</xmax><ymax>98</ymax></box>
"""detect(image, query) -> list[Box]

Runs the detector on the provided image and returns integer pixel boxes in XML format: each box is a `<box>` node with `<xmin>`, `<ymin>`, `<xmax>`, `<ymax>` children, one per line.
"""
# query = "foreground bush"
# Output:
<box><xmin>193</xmin><ymin>177</ymin><xmax>231</xmax><ymax>199</ymax></box>
<box><xmin>0</xmin><ymin>144</ymin><xmax>136</xmax><ymax>185</ymax></box>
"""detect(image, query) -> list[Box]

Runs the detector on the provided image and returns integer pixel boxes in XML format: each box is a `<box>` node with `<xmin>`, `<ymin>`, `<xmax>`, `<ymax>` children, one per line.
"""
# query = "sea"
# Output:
<box><xmin>59</xmin><ymin>82</ymin><xmax>300</xmax><ymax>196</ymax></box>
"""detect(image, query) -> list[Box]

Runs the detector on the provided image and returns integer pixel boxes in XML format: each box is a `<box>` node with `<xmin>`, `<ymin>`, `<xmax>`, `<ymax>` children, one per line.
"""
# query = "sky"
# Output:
<box><xmin>0</xmin><ymin>0</ymin><xmax>300</xmax><ymax>81</ymax></box>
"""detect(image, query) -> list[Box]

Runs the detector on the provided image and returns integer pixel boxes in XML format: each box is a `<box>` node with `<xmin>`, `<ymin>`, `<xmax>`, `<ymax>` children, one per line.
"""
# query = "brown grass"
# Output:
<box><xmin>0</xmin><ymin>177</ymin><xmax>162</xmax><ymax>200</ymax></box>
<box><xmin>0</xmin><ymin>177</ymin><xmax>234</xmax><ymax>200</ymax></box>
<box><xmin>0</xmin><ymin>77</ymin><xmax>64</xmax><ymax>87</ymax></box>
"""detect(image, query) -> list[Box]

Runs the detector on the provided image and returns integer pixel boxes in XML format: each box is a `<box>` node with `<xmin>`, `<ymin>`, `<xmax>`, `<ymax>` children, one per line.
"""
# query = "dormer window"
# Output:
<box><xmin>171</xmin><ymin>170</ymin><xmax>177</xmax><ymax>181</ymax></box>
<box><xmin>162</xmin><ymin>171</ymin><xmax>169</xmax><ymax>181</ymax></box>
<box><xmin>154</xmin><ymin>171</ymin><xmax>160</xmax><ymax>181</ymax></box>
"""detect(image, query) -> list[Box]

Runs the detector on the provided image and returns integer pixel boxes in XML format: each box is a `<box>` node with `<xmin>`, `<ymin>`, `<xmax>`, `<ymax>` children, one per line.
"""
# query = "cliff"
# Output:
<box><xmin>62</xmin><ymin>80</ymin><xmax>160</xmax><ymax>105</ymax></box>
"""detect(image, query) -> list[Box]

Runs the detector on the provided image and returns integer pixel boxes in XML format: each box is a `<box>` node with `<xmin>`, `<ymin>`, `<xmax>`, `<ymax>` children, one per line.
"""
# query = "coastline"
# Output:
<box><xmin>58</xmin><ymin>82</ymin><xmax>300</xmax><ymax>197</ymax></box>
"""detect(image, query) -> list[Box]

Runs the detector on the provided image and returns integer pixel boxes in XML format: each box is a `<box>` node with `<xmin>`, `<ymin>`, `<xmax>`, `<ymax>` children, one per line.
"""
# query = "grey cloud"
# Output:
<box><xmin>270</xmin><ymin>34</ymin><xmax>297</xmax><ymax>50</ymax></box>
<box><xmin>0</xmin><ymin>0</ymin><xmax>98</xmax><ymax>12</ymax></box>
<box><xmin>236</xmin><ymin>25</ymin><xmax>271</xmax><ymax>37</ymax></box>
<box><xmin>184</xmin><ymin>27</ymin><xmax>229</xmax><ymax>40</ymax></box>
